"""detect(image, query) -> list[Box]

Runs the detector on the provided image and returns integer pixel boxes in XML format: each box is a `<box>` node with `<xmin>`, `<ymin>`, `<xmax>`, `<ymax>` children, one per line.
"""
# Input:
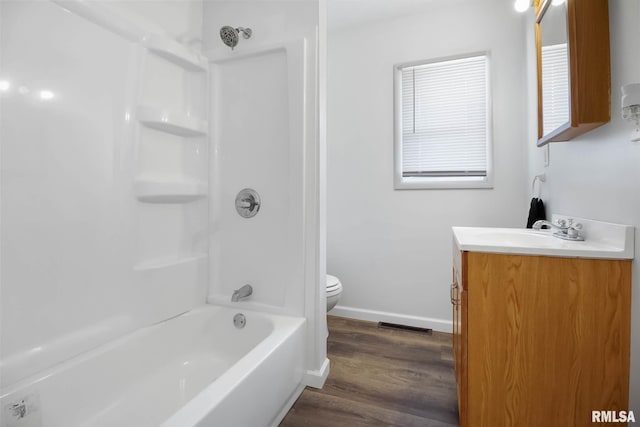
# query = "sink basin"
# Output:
<box><xmin>453</xmin><ymin>216</ymin><xmax>634</xmax><ymax>259</ymax></box>
<box><xmin>462</xmin><ymin>228</ymin><xmax>553</xmax><ymax>245</ymax></box>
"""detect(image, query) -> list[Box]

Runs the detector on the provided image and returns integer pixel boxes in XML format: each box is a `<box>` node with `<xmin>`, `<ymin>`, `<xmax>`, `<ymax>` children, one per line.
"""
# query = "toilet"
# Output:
<box><xmin>326</xmin><ymin>274</ymin><xmax>343</xmax><ymax>312</ymax></box>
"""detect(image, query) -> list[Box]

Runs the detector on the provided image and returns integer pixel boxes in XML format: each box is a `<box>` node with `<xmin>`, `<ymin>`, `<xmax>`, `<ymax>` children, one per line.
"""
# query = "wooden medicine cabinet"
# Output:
<box><xmin>535</xmin><ymin>0</ymin><xmax>610</xmax><ymax>146</ymax></box>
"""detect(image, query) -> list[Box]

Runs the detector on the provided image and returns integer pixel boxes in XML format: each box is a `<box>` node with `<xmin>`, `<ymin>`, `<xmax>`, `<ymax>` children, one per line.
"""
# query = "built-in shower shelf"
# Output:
<box><xmin>134</xmin><ymin>253</ymin><xmax>207</xmax><ymax>272</ymax></box>
<box><xmin>144</xmin><ymin>34</ymin><xmax>208</xmax><ymax>72</ymax></box>
<box><xmin>137</xmin><ymin>105</ymin><xmax>208</xmax><ymax>137</ymax></box>
<box><xmin>134</xmin><ymin>178</ymin><xmax>207</xmax><ymax>203</ymax></box>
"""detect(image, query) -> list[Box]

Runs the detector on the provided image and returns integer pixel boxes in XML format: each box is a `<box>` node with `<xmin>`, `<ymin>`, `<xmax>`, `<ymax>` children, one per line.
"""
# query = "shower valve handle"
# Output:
<box><xmin>235</xmin><ymin>189</ymin><xmax>261</xmax><ymax>218</ymax></box>
<box><xmin>238</xmin><ymin>198</ymin><xmax>256</xmax><ymax>209</ymax></box>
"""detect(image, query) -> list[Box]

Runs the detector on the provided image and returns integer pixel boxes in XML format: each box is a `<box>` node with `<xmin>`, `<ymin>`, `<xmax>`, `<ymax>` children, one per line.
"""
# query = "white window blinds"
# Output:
<box><xmin>541</xmin><ymin>43</ymin><xmax>569</xmax><ymax>135</ymax></box>
<box><xmin>400</xmin><ymin>54</ymin><xmax>489</xmax><ymax>178</ymax></box>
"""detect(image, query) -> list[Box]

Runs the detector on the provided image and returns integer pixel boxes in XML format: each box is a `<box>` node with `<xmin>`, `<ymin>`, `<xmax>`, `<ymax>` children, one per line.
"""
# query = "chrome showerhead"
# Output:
<box><xmin>220</xmin><ymin>26</ymin><xmax>252</xmax><ymax>50</ymax></box>
<box><xmin>220</xmin><ymin>26</ymin><xmax>238</xmax><ymax>49</ymax></box>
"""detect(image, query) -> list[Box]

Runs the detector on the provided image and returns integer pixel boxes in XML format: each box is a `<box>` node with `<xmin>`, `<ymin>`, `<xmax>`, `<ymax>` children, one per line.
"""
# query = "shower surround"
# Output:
<box><xmin>0</xmin><ymin>0</ymin><xmax>326</xmax><ymax>425</ymax></box>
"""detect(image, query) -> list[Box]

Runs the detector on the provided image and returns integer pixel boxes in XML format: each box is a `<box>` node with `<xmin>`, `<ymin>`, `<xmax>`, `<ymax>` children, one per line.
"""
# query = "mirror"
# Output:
<box><xmin>535</xmin><ymin>0</ymin><xmax>610</xmax><ymax>146</ymax></box>
<box><xmin>538</xmin><ymin>0</ymin><xmax>569</xmax><ymax>138</ymax></box>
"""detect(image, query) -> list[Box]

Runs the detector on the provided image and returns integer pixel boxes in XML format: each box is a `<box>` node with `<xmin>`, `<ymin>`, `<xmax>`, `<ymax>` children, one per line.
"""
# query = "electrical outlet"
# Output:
<box><xmin>3</xmin><ymin>394</ymin><xmax>41</xmax><ymax>427</ymax></box>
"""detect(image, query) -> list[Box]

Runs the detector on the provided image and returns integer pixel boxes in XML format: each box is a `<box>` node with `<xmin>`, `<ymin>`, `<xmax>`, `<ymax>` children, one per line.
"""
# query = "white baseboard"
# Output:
<box><xmin>329</xmin><ymin>305</ymin><xmax>452</xmax><ymax>333</ymax></box>
<box><xmin>303</xmin><ymin>357</ymin><xmax>330</xmax><ymax>389</ymax></box>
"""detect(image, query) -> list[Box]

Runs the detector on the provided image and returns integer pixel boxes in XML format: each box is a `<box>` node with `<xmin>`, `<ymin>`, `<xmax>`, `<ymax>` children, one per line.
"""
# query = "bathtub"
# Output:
<box><xmin>0</xmin><ymin>305</ymin><xmax>306</xmax><ymax>427</ymax></box>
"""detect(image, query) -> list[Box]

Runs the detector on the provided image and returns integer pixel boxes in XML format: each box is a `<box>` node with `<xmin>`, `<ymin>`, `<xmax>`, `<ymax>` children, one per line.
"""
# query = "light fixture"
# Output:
<box><xmin>0</xmin><ymin>80</ymin><xmax>10</xmax><ymax>92</ymax></box>
<box><xmin>621</xmin><ymin>83</ymin><xmax>640</xmax><ymax>142</ymax></box>
<box><xmin>39</xmin><ymin>90</ymin><xmax>55</xmax><ymax>101</ymax></box>
<box><xmin>514</xmin><ymin>0</ymin><xmax>531</xmax><ymax>12</ymax></box>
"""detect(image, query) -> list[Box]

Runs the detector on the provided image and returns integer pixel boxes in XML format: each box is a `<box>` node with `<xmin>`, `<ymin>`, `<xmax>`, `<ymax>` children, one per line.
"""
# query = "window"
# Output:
<box><xmin>394</xmin><ymin>53</ymin><xmax>492</xmax><ymax>189</ymax></box>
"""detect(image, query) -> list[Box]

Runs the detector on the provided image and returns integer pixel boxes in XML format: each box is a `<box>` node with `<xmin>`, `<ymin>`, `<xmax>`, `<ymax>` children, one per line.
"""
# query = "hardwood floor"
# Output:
<box><xmin>280</xmin><ymin>316</ymin><xmax>459</xmax><ymax>427</ymax></box>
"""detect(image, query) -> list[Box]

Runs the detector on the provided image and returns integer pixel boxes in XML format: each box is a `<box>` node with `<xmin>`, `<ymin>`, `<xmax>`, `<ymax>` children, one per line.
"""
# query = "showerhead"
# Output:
<box><xmin>220</xmin><ymin>26</ymin><xmax>238</xmax><ymax>49</ymax></box>
<box><xmin>220</xmin><ymin>26</ymin><xmax>252</xmax><ymax>50</ymax></box>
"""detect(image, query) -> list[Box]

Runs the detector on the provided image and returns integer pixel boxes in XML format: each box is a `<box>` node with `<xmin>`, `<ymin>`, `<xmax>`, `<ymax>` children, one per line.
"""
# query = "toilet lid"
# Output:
<box><xmin>326</xmin><ymin>274</ymin><xmax>341</xmax><ymax>291</ymax></box>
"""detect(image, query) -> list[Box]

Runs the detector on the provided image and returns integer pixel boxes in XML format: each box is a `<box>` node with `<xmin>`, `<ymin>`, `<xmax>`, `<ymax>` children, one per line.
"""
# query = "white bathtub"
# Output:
<box><xmin>0</xmin><ymin>305</ymin><xmax>306</xmax><ymax>427</ymax></box>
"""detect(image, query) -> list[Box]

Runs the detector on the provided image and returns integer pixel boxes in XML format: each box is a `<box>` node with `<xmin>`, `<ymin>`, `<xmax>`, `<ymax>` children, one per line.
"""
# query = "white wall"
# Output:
<box><xmin>202</xmin><ymin>0</ymin><xmax>318</xmax><ymax>316</ymax></box>
<box><xmin>109</xmin><ymin>0</ymin><xmax>203</xmax><ymax>43</ymax></box>
<box><xmin>526</xmin><ymin>0</ymin><xmax>640</xmax><ymax>409</ymax></box>
<box><xmin>207</xmin><ymin>46</ymin><xmax>306</xmax><ymax>313</ymax></box>
<box><xmin>201</xmin><ymin>0</ymin><xmax>328</xmax><ymax>383</ymax></box>
<box><xmin>0</xmin><ymin>0</ymin><xmax>205</xmax><ymax>388</ymax></box>
<box><xmin>327</xmin><ymin>0</ymin><xmax>529</xmax><ymax>330</ymax></box>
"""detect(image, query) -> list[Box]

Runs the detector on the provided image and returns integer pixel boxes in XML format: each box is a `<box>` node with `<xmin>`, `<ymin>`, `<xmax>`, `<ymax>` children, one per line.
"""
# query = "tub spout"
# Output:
<box><xmin>232</xmin><ymin>284</ymin><xmax>253</xmax><ymax>302</ymax></box>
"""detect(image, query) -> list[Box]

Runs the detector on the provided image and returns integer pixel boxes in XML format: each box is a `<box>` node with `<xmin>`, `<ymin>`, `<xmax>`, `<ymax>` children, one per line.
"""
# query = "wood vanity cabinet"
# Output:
<box><xmin>452</xmin><ymin>248</ymin><xmax>631</xmax><ymax>427</ymax></box>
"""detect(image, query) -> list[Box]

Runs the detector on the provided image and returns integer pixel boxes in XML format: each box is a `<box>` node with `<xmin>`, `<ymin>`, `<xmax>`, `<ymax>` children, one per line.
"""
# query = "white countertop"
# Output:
<box><xmin>453</xmin><ymin>217</ymin><xmax>634</xmax><ymax>260</ymax></box>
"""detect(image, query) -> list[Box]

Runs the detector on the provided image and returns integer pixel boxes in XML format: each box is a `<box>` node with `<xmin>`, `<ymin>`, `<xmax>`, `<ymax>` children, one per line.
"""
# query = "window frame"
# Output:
<box><xmin>393</xmin><ymin>51</ymin><xmax>494</xmax><ymax>190</ymax></box>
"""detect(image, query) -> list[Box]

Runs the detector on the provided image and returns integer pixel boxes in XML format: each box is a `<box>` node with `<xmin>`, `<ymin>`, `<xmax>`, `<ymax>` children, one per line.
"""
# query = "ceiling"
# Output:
<box><xmin>327</xmin><ymin>0</ymin><xmax>445</xmax><ymax>30</ymax></box>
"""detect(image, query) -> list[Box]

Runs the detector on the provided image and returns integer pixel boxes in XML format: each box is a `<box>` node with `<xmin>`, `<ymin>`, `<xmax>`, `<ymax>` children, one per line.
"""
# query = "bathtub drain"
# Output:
<box><xmin>233</xmin><ymin>313</ymin><xmax>246</xmax><ymax>329</ymax></box>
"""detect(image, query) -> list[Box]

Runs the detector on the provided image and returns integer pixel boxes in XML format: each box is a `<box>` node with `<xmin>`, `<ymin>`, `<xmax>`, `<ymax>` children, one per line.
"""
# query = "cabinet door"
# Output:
<box><xmin>466</xmin><ymin>252</ymin><xmax>630</xmax><ymax>426</ymax></box>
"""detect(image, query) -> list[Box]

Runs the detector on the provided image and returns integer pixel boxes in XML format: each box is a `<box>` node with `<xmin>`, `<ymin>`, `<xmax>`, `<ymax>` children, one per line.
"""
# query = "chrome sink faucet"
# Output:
<box><xmin>532</xmin><ymin>218</ymin><xmax>584</xmax><ymax>241</ymax></box>
<box><xmin>232</xmin><ymin>284</ymin><xmax>253</xmax><ymax>302</ymax></box>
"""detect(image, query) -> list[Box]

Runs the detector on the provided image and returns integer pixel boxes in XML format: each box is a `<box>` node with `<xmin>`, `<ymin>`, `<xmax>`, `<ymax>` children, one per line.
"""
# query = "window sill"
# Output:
<box><xmin>394</xmin><ymin>176</ymin><xmax>493</xmax><ymax>190</ymax></box>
